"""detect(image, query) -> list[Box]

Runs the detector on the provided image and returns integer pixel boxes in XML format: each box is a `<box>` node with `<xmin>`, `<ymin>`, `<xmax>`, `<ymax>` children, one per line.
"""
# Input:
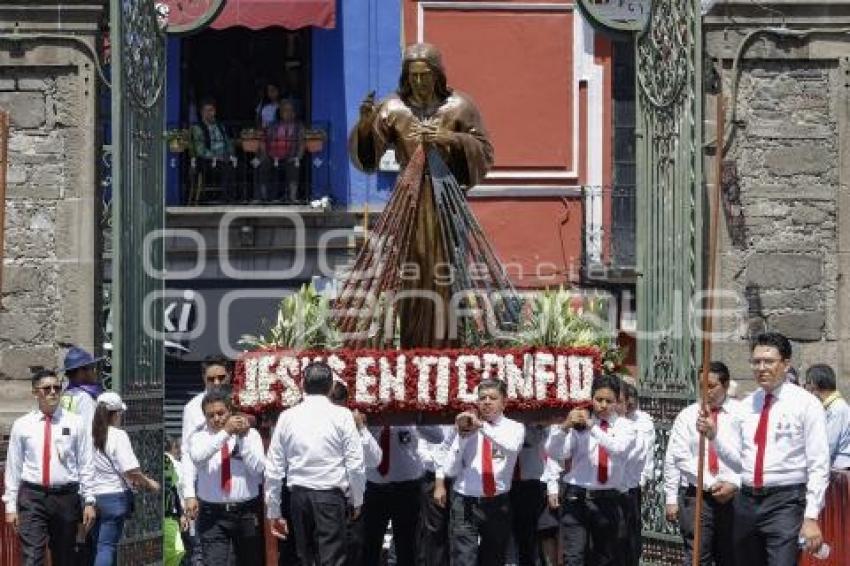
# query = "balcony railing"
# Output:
<box><xmin>582</xmin><ymin>184</ymin><xmax>637</xmax><ymax>283</ymax></box>
<box><xmin>165</xmin><ymin>120</ymin><xmax>330</xmax><ymax>206</ymax></box>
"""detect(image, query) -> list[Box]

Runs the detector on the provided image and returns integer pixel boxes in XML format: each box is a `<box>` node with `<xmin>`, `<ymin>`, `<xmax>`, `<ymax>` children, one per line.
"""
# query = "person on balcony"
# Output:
<box><xmin>258</xmin><ymin>99</ymin><xmax>304</xmax><ymax>203</ymax></box>
<box><xmin>190</xmin><ymin>98</ymin><xmax>237</xmax><ymax>202</ymax></box>
<box><xmin>256</xmin><ymin>83</ymin><xmax>283</xmax><ymax>129</ymax></box>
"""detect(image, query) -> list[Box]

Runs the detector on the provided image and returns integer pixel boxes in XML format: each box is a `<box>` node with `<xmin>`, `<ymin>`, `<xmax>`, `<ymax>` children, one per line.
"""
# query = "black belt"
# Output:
<box><xmin>681</xmin><ymin>485</ymin><xmax>713</xmax><ymax>498</ymax></box>
<box><xmin>564</xmin><ymin>485</ymin><xmax>622</xmax><ymax>500</ymax></box>
<box><xmin>458</xmin><ymin>491</ymin><xmax>510</xmax><ymax>504</ymax></box>
<box><xmin>22</xmin><ymin>481</ymin><xmax>79</xmax><ymax>495</ymax></box>
<box><xmin>200</xmin><ymin>496</ymin><xmax>261</xmax><ymax>513</ymax></box>
<box><xmin>740</xmin><ymin>483</ymin><xmax>804</xmax><ymax>498</ymax></box>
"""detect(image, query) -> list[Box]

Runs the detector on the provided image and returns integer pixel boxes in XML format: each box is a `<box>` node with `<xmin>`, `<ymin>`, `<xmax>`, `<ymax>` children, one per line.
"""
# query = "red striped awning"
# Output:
<box><xmin>211</xmin><ymin>0</ymin><xmax>335</xmax><ymax>30</ymax></box>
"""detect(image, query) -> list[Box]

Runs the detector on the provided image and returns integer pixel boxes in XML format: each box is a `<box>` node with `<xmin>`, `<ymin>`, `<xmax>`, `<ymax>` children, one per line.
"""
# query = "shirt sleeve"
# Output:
<box><xmin>239</xmin><ymin>430</ymin><xmax>266</xmax><ymax>476</ymax></box>
<box><xmin>713</xmin><ymin>412</ymin><xmax>743</xmax><ymax>471</ymax></box>
<box><xmin>590</xmin><ymin>421</ymin><xmax>635</xmax><ymax>456</ymax></box>
<box><xmin>481</xmin><ymin>420</ymin><xmax>524</xmax><ymax>455</ymax></box>
<box><xmin>435</xmin><ymin>428</ymin><xmax>458</xmax><ymax>480</ymax></box>
<box><xmin>640</xmin><ymin>418</ymin><xmax>656</xmax><ymax>486</ymax></box>
<box><xmin>189</xmin><ymin>429</ymin><xmax>230</xmax><ymax>465</ymax></box>
<box><xmin>341</xmin><ymin>412</ymin><xmax>366</xmax><ymax>508</ymax></box>
<box><xmin>2</xmin><ymin>421</ymin><xmax>23</xmax><ymax>513</ymax></box>
<box><xmin>264</xmin><ymin>414</ymin><xmax>288</xmax><ymax>519</ymax></box>
<box><xmin>361</xmin><ymin>429</ymin><xmax>382</xmax><ymax>470</ymax></box>
<box><xmin>76</xmin><ymin>419</ymin><xmax>97</xmax><ymax>504</ymax></box>
<box><xmin>803</xmin><ymin>398</ymin><xmax>831</xmax><ymax>519</ymax></box>
<box><xmin>442</xmin><ymin>434</ymin><xmax>463</xmax><ymax>480</ymax></box>
<box><xmin>825</xmin><ymin>408</ymin><xmax>841</xmax><ymax>465</ymax></box>
<box><xmin>664</xmin><ymin>412</ymin><xmax>688</xmax><ymax>505</ymax></box>
<box><xmin>113</xmin><ymin>429</ymin><xmax>141</xmax><ymax>473</ymax></box>
<box><xmin>544</xmin><ymin>427</ymin><xmax>572</xmax><ymax>462</ymax></box>
<box><xmin>181</xmin><ymin>400</ymin><xmax>200</xmax><ymax>498</ymax></box>
<box><xmin>541</xmin><ymin>456</ymin><xmax>563</xmax><ymax>496</ymax></box>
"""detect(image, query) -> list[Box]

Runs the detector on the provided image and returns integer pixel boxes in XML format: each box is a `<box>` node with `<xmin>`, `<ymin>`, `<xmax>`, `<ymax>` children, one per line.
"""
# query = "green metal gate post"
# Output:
<box><xmin>634</xmin><ymin>0</ymin><xmax>704</xmax><ymax>562</ymax></box>
<box><xmin>110</xmin><ymin>1</ymin><xmax>166</xmax><ymax>562</ymax></box>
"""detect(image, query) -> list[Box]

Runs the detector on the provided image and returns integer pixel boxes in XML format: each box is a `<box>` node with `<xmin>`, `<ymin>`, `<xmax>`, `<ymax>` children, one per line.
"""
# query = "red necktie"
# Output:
<box><xmin>753</xmin><ymin>393</ymin><xmax>774</xmax><ymax>488</ymax></box>
<box><xmin>377</xmin><ymin>426</ymin><xmax>391</xmax><ymax>476</ymax></box>
<box><xmin>42</xmin><ymin>413</ymin><xmax>51</xmax><ymax>487</ymax></box>
<box><xmin>708</xmin><ymin>408</ymin><xmax>720</xmax><ymax>475</ymax></box>
<box><xmin>220</xmin><ymin>442</ymin><xmax>232</xmax><ymax>495</ymax></box>
<box><xmin>481</xmin><ymin>436</ymin><xmax>496</xmax><ymax>497</ymax></box>
<box><xmin>597</xmin><ymin>420</ymin><xmax>609</xmax><ymax>484</ymax></box>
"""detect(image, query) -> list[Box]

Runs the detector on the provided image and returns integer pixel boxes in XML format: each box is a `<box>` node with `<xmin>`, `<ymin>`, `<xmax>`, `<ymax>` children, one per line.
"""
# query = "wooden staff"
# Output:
<box><xmin>692</xmin><ymin>82</ymin><xmax>725</xmax><ymax>565</ymax></box>
<box><xmin>0</xmin><ymin>110</ymin><xmax>8</xmax><ymax>295</ymax></box>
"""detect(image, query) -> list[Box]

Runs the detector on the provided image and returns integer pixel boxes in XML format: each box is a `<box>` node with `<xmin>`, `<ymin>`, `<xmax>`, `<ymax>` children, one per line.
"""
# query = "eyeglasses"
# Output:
<box><xmin>750</xmin><ymin>358</ymin><xmax>782</xmax><ymax>368</ymax></box>
<box><xmin>37</xmin><ymin>385</ymin><xmax>62</xmax><ymax>393</ymax></box>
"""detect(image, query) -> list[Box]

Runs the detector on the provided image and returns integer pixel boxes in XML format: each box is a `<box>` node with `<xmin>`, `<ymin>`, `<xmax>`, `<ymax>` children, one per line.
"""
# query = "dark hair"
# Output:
<box><xmin>92</xmin><ymin>403</ymin><xmax>118</xmax><ymax>453</ymax></box>
<box><xmin>199</xmin><ymin>97</ymin><xmax>216</xmax><ymax>110</ymax></box>
<box><xmin>706</xmin><ymin>361</ymin><xmax>730</xmax><ymax>385</ymax></box>
<box><xmin>620</xmin><ymin>380</ymin><xmax>638</xmax><ymax>401</ymax></box>
<box><xmin>330</xmin><ymin>381</ymin><xmax>348</xmax><ymax>404</ymax></box>
<box><xmin>477</xmin><ymin>378</ymin><xmax>507</xmax><ymax>399</ymax></box>
<box><xmin>752</xmin><ymin>332</ymin><xmax>792</xmax><ymax>360</ymax></box>
<box><xmin>30</xmin><ymin>365</ymin><xmax>58</xmax><ymax>388</ymax></box>
<box><xmin>262</xmin><ymin>83</ymin><xmax>280</xmax><ymax>105</ymax></box>
<box><xmin>201</xmin><ymin>389</ymin><xmax>233</xmax><ymax>413</ymax></box>
<box><xmin>591</xmin><ymin>374</ymin><xmax>621</xmax><ymax>398</ymax></box>
<box><xmin>397</xmin><ymin>59</ymin><xmax>452</xmax><ymax>105</ymax></box>
<box><xmin>303</xmin><ymin>362</ymin><xmax>333</xmax><ymax>395</ymax></box>
<box><xmin>202</xmin><ymin>355</ymin><xmax>231</xmax><ymax>377</ymax></box>
<box><xmin>805</xmin><ymin>364</ymin><xmax>837</xmax><ymax>392</ymax></box>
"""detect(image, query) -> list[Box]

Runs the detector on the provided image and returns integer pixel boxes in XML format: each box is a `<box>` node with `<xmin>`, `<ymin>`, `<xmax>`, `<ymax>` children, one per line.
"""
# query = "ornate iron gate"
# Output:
<box><xmin>634</xmin><ymin>0</ymin><xmax>703</xmax><ymax>563</ymax></box>
<box><xmin>110</xmin><ymin>1</ymin><xmax>166</xmax><ymax>562</ymax></box>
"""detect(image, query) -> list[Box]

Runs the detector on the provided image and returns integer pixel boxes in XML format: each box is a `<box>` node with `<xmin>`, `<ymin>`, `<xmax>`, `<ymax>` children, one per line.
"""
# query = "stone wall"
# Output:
<box><xmin>0</xmin><ymin>2</ymin><xmax>104</xmax><ymax>428</ymax></box>
<box><xmin>705</xmin><ymin>5</ymin><xmax>850</xmax><ymax>392</ymax></box>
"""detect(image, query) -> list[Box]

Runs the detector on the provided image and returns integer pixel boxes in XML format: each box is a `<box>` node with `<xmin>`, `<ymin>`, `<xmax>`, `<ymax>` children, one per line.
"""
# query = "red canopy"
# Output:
<box><xmin>210</xmin><ymin>0</ymin><xmax>335</xmax><ymax>30</ymax></box>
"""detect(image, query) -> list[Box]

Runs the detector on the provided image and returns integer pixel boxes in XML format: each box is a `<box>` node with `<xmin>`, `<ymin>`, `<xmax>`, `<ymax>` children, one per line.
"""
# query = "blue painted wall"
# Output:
<box><xmin>165</xmin><ymin>36</ymin><xmax>182</xmax><ymax>206</ymax></box>
<box><xmin>311</xmin><ymin>0</ymin><xmax>401</xmax><ymax>207</ymax></box>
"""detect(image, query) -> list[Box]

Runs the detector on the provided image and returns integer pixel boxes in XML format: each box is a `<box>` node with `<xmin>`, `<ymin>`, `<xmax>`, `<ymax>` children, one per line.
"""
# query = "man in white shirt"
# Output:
<box><xmin>510</xmin><ymin>423</ymin><xmax>547</xmax><ymax>566</ymax></box>
<box><xmin>360</xmin><ymin>424</ymin><xmax>423</xmax><ymax>565</ymax></box>
<box><xmin>417</xmin><ymin>424</ymin><xmax>455</xmax><ymax>566</ymax></box>
<box><xmin>3</xmin><ymin>367</ymin><xmax>97</xmax><ymax>566</ymax></box>
<box><xmin>699</xmin><ymin>332</ymin><xmax>830</xmax><ymax>565</ymax></box>
<box><xmin>664</xmin><ymin>361</ymin><xmax>739</xmax><ymax>566</ymax></box>
<box><xmin>545</xmin><ymin>374</ymin><xmax>637</xmax><ymax>566</ymax></box>
<box><xmin>187</xmin><ymin>389</ymin><xmax>265</xmax><ymax>566</ymax></box>
<box><xmin>441</xmin><ymin>378</ymin><xmax>525</xmax><ymax>566</ymax></box>
<box><xmin>181</xmin><ymin>355</ymin><xmax>232</xmax><ymax>522</ymax></box>
<box><xmin>804</xmin><ymin>364</ymin><xmax>850</xmax><ymax>469</ymax></box>
<box><xmin>618</xmin><ymin>377</ymin><xmax>655</xmax><ymax>566</ymax></box>
<box><xmin>264</xmin><ymin>362</ymin><xmax>365</xmax><ymax>566</ymax></box>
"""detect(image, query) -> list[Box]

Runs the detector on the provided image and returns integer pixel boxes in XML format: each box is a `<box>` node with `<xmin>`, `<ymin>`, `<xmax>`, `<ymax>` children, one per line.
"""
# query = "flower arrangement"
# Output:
<box><xmin>235</xmin><ymin>285</ymin><xmax>627</xmax><ymax>415</ymax></box>
<box><xmin>165</xmin><ymin>129</ymin><xmax>189</xmax><ymax>153</ymax></box>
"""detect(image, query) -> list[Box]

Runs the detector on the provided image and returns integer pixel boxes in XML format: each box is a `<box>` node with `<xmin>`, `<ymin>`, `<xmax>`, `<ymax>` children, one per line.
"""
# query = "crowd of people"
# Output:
<box><xmin>188</xmin><ymin>83</ymin><xmax>306</xmax><ymax>204</ymax></box>
<box><xmin>2</xmin><ymin>346</ymin><xmax>160</xmax><ymax>566</ymax></box>
<box><xmin>4</xmin><ymin>331</ymin><xmax>850</xmax><ymax>565</ymax></box>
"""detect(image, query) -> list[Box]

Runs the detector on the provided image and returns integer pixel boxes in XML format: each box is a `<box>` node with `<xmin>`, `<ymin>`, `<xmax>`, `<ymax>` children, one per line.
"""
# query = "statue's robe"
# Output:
<box><xmin>349</xmin><ymin>92</ymin><xmax>494</xmax><ymax>348</ymax></box>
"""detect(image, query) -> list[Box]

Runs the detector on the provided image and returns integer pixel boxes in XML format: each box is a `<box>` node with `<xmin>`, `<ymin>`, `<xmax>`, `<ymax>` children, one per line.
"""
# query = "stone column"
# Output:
<box><xmin>0</xmin><ymin>0</ymin><xmax>105</xmax><ymax>427</ymax></box>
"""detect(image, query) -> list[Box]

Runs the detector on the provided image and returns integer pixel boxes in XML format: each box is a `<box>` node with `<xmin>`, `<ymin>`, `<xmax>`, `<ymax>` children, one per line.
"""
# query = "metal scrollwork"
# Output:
<box><xmin>122</xmin><ymin>0</ymin><xmax>165</xmax><ymax>110</ymax></box>
<box><xmin>637</xmin><ymin>0</ymin><xmax>690</xmax><ymax>108</ymax></box>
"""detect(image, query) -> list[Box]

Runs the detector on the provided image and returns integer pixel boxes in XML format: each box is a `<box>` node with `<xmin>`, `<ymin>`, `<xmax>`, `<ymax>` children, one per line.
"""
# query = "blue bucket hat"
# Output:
<box><xmin>60</xmin><ymin>346</ymin><xmax>104</xmax><ymax>373</ymax></box>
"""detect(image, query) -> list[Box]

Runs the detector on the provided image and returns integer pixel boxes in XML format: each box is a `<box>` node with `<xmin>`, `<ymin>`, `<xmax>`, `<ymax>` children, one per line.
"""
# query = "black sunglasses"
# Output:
<box><xmin>37</xmin><ymin>384</ymin><xmax>62</xmax><ymax>393</ymax></box>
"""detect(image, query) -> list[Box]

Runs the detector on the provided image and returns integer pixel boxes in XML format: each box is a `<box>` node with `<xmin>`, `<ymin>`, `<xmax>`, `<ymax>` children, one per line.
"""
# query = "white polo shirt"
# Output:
<box><xmin>92</xmin><ymin>426</ymin><xmax>140</xmax><ymax>496</ymax></box>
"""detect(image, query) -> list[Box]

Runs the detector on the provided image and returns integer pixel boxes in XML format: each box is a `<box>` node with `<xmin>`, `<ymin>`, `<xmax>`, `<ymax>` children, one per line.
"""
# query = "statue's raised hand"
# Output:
<box><xmin>358</xmin><ymin>91</ymin><xmax>377</xmax><ymax>134</ymax></box>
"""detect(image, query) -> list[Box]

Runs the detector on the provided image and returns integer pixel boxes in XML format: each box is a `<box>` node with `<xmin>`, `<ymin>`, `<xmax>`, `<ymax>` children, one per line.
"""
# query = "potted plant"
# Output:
<box><xmin>240</xmin><ymin>128</ymin><xmax>264</xmax><ymax>153</ymax></box>
<box><xmin>165</xmin><ymin>129</ymin><xmax>189</xmax><ymax>153</ymax></box>
<box><xmin>303</xmin><ymin>127</ymin><xmax>326</xmax><ymax>153</ymax></box>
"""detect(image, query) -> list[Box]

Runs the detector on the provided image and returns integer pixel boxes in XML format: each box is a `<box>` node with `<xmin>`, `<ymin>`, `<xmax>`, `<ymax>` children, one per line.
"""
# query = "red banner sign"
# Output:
<box><xmin>234</xmin><ymin>346</ymin><xmax>601</xmax><ymax>415</ymax></box>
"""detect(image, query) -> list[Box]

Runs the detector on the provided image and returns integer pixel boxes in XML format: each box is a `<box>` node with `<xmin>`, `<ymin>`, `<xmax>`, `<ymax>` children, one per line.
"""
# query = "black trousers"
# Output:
<box><xmin>560</xmin><ymin>488</ymin><xmax>626</xmax><ymax>566</ymax></box>
<box><xmin>17</xmin><ymin>482</ymin><xmax>81</xmax><ymax>566</ymax></box>
<box><xmin>678</xmin><ymin>487</ymin><xmax>736</xmax><ymax>566</ymax></box>
<box><xmin>278</xmin><ymin>487</ymin><xmax>299</xmax><ymax>566</ymax></box>
<box><xmin>510</xmin><ymin>480</ymin><xmax>546</xmax><ymax>566</ymax></box>
<box><xmin>450</xmin><ymin>492</ymin><xmax>512</xmax><ymax>566</ymax></box>
<box><xmin>620</xmin><ymin>487</ymin><xmax>642</xmax><ymax>566</ymax></box>
<box><xmin>733</xmin><ymin>485</ymin><xmax>805</xmax><ymax>566</ymax></box>
<box><xmin>197</xmin><ymin>497</ymin><xmax>263</xmax><ymax>566</ymax></box>
<box><xmin>361</xmin><ymin>479</ymin><xmax>421</xmax><ymax>566</ymax></box>
<box><xmin>417</xmin><ymin>473</ymin><xmax>451</xmax><ymax>566</ymax></box>
<box><xmin>290</xmin><ymin>486</ymin><xmax>348</xmax><ymax>566</ymax></box>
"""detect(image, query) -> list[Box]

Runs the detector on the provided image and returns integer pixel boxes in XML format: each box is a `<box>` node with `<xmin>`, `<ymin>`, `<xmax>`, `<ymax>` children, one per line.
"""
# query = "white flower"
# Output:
<box><xmin>534</xmin><ymin>352</ymin><xmax>555</xmax><ymax>401</ymax></box>
<box><xmin>456</xmin><ymin>355</ymin><xmax>481</xmax><ymax>403</ymax></box>
<box><xmin>355</xmin><ymin>356</ymin><xmax>377</xmax><ymax>404</ymax></box>
<box><xmin>413</xmin><ymin>356</ymin><xmax>439</xmax><ymax>403</ymax></box>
